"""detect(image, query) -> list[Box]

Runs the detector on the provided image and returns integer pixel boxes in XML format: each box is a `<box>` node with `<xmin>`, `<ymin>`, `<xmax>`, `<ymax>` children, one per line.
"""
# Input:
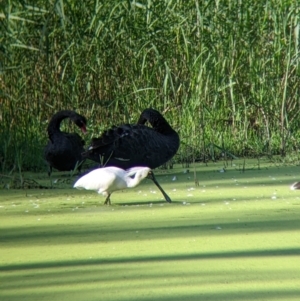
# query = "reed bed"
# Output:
<box><xmin>1</xmin><ymin>0</ymin><xmax>300</xmax><ymax>171</ymax></box>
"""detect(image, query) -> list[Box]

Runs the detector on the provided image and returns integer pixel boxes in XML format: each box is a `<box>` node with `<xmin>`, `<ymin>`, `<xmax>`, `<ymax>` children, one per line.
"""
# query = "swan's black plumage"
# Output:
<box><xmin>83</xmin><ymin>108</ymin><xmax>179</xmax><ymax>169</ymax></box>
<box><xmin>44</xmin><ymin>110</ymin><xmax>87</xmax><ymax>175</ymax></box>
<box><xmin>83</xmin><ymin>108</ymin><xmax>179</xmax><ymax>203</ymax></box>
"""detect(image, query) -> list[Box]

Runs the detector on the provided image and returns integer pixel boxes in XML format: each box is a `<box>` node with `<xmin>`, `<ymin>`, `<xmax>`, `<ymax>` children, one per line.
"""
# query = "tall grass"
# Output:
<box><xmin>1</xmin><ymin>0</ymin><xmax>300</xmax><ymax>171</ymax></box>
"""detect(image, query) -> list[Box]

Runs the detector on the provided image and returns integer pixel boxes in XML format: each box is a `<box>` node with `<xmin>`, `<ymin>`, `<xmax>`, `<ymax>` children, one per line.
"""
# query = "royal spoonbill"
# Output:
<box><xmin>74</xmin><ymin>166</ymin><xmax>160</xmax><ymax>205</ymax></box>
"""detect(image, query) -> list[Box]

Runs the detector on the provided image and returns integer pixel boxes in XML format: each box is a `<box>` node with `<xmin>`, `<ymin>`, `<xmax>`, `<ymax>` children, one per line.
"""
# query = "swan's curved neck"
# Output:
<box><xmin>47</xmin><ymin>110</ymin><xmax>73</xmax><ymax>136</ymax></box>
<box><xmin>137</xmin><ymin>109</ymin><xmax>175</xmax><ymax>134</ymax></box>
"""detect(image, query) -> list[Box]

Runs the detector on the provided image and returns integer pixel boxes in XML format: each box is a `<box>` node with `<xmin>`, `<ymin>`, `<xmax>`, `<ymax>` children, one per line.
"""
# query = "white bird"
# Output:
<box><xmin>290</xmin><ymin>182</ymin><xmax>300</xmax><ymax>190</ymax></box>
<box><xmin>74</xmin><ymin>166</ymin><xmax>153</xmax><ymax>205</ymax></box>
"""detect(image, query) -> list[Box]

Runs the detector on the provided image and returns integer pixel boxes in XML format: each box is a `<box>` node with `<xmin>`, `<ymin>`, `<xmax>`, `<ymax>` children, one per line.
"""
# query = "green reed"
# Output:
<box><xmin>1</xmin><ymin>0</ymin><xmax>299</xmax><ymax>171</ymax></box>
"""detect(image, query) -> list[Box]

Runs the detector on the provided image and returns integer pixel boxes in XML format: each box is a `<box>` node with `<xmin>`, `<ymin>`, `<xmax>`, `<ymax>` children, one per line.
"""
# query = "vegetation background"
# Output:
<box><xmin>1</xmin><ymin>0</ymin><xmax>300</xmax><ymax>172</ymax></box>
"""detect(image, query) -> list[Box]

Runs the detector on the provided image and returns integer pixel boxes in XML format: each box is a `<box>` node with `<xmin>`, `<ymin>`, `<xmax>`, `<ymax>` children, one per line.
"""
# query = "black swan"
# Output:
<box><xmin>44</xmin><ymin>110</ymin><xmax>87</xmax><ymax>176</ymax></box>
<box><xmin>82</xmin><ymin>108</ymin><xmax>180</xmax><ymax>202</ymax></box>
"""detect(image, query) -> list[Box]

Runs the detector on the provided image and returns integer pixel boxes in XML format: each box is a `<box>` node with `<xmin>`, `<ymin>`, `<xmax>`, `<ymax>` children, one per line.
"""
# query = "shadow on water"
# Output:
<box><xmin>2</xmin><ymin>287</ymin><xmax>300</xmax><ymax>301</ymax></box>
<box><xmin>1</xmin><ymin>247</ymin><xmax>300</xmax><ymax>272</ymax></box>
<box><xmin>1</xmin><ymin>249</ymin><xmax>300</xmax><ymax>301</ymax></box>
<box><xmin>1</xmin><ymin>216</ymin><xmax>300</xmax><ymax>246</ymax></box>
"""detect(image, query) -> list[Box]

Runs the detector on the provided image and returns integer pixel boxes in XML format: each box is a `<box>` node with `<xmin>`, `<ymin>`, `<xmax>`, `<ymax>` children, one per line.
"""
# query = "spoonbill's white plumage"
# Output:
<box><xmin>74</xmin><ymin>166</ymin><xmax>153</xmax><ymax>205</ymax></box>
